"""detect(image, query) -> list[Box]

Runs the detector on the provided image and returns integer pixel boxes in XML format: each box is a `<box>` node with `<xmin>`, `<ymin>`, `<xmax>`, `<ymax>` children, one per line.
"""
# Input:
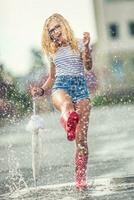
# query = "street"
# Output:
<box><xmin>0</xmin><ymin>104</ymin><xmax>134</xmax><ymax>199</ymax></box>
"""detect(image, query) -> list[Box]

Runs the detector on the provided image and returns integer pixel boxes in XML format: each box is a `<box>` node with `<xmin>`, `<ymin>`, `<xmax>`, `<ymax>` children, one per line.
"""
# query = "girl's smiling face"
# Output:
<box><xmin>48</xmin><ymin>20</ymin><xmax>63</xmax><ymax>43</ymax></box>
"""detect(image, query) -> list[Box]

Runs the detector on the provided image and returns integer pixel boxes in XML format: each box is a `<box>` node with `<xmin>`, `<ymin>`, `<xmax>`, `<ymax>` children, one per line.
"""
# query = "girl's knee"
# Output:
<box><xmin>77</xmin><ymin>104</ymin><xmax>91</xmax><ymax>120</ymax></box>
<box><xmin>61</xmin><ymin>101</ymin><xmax>74</xmax><ymax>111</ymax></box>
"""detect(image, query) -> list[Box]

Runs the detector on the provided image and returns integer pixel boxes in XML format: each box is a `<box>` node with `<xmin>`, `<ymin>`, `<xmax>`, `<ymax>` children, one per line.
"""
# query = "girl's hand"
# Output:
<box><xmin>83</xmin><ymin>32</ymin><xmax>90</xmax><ymax>47</ymax></box>
<box><xmin>30</xmin><ymin>85</ymin><xmax>44</xmax><ymax>97</ymax></box>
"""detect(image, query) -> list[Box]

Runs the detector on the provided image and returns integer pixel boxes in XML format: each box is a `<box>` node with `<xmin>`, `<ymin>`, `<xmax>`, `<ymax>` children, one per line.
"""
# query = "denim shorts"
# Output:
<box><xmin>52</xmin><ymin>75</ymin><xmax>90</xmax><ymax>102</ymax></box>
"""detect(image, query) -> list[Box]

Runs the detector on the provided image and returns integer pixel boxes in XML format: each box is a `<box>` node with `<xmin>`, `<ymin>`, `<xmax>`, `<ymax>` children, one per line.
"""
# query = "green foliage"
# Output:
<box><xmin>92</xmin><ymin>93</ymin><xmax>134</xmax><ymax>106</ymax></box>
<box><xmin>30</xmin><ymin>48</ymin><xmax>46</xmax><ymax>70</ymax></box>
<box><xmin>6</xmin><ymin>84</ymin><xmax>32</xmax><ymax>116</ymax></box>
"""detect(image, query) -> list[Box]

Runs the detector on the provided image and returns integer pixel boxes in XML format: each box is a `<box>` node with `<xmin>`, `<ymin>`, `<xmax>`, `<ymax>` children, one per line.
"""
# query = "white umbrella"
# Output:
<box><xmin>26</xmin><ymin>99</ymin><xmax>45</xmax><ymax>186</ymax></box>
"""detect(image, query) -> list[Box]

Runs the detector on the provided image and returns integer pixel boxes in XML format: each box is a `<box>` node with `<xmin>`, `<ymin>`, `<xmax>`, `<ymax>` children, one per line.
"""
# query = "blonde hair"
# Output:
<box><xmin>41</xmin><ymin>13</ymin><xmax>79</xmax><ymax>57</ymax></box>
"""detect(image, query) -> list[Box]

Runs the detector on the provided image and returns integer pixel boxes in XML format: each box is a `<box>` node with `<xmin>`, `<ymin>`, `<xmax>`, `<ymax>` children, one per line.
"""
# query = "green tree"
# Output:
<box><xmin>30</xmin><ymin>48</ymin><xmax>47</xmax><ymax>71</ymax></box>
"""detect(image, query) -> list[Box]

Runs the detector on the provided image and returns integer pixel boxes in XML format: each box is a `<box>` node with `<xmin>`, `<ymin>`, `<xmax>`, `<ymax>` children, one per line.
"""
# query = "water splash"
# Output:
<box><xmin>6</xmin><ymin>144</ymin><xmax>28</xmax><ymax>195</ymax></box>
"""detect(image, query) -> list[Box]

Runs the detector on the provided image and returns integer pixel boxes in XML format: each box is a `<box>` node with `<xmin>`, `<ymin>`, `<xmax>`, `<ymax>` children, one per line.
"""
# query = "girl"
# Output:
<box><xmin>30</xmin><ymin>13</ymin><xmax>92</xmax><ymax>189</ymax></box>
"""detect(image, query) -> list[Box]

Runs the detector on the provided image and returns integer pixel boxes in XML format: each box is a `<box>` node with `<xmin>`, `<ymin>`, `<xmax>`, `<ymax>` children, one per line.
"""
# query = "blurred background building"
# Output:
<box><xmin>93</xmin><ymin>0</ymin><xmax>134</xmax><ymax>95</ymax></box>
<box><xmin>1</xmin><ymin>0</ymin><xmax>134</xmax><ymax>118</ymax></box>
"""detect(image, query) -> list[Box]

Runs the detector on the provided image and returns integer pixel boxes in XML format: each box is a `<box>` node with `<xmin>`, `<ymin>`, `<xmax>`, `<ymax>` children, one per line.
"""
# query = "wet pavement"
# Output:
<box><xmin>0</xmin><ymin>104</ymin><xmax>134</xmax><ymax>199</ymax></box>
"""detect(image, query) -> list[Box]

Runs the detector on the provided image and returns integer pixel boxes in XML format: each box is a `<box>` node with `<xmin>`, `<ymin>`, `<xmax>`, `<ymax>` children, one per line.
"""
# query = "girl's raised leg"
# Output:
<box><xmin>51</xmin><ymin>90</ymin><xmax>79</xmax><ymax>141</ymax></box>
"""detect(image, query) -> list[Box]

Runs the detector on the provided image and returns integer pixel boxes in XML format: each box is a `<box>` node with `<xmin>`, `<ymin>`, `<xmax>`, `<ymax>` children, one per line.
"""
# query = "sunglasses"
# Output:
<box><xmin>48</xmin><ymin>24</ymin><xmax>61</xmax><ymax>35</ymax></box>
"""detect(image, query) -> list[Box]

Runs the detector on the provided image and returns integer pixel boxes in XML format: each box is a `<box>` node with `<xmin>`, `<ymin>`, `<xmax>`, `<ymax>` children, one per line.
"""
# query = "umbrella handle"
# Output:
<box><xmin>33</xmin><ymin>98</ymin><xmax>36</xmax><ymax>116</ymax></box>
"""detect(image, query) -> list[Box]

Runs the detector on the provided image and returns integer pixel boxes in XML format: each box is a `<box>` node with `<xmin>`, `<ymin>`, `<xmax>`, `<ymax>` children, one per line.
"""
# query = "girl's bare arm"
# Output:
<box><xmin>81</xmin><ymin>32</ymin><xmax>92</xmax><ymax>71</ymax></box>
<box><xmin>41</xmin><ymin>62</ymin><xmax>56</xmax><ymax>91</ymax></box>
<box><xmin>30</xmin><ymin>62</ymin><xmax>56</xmax><ymax>97</ymax></box>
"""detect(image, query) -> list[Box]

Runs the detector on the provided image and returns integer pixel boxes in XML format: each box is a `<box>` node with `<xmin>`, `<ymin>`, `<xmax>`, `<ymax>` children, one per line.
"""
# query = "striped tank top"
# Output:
<box><xmin>49</xmin><ymin>40</ymin><xmax>85</xmax><ymax>77</ymax></box>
